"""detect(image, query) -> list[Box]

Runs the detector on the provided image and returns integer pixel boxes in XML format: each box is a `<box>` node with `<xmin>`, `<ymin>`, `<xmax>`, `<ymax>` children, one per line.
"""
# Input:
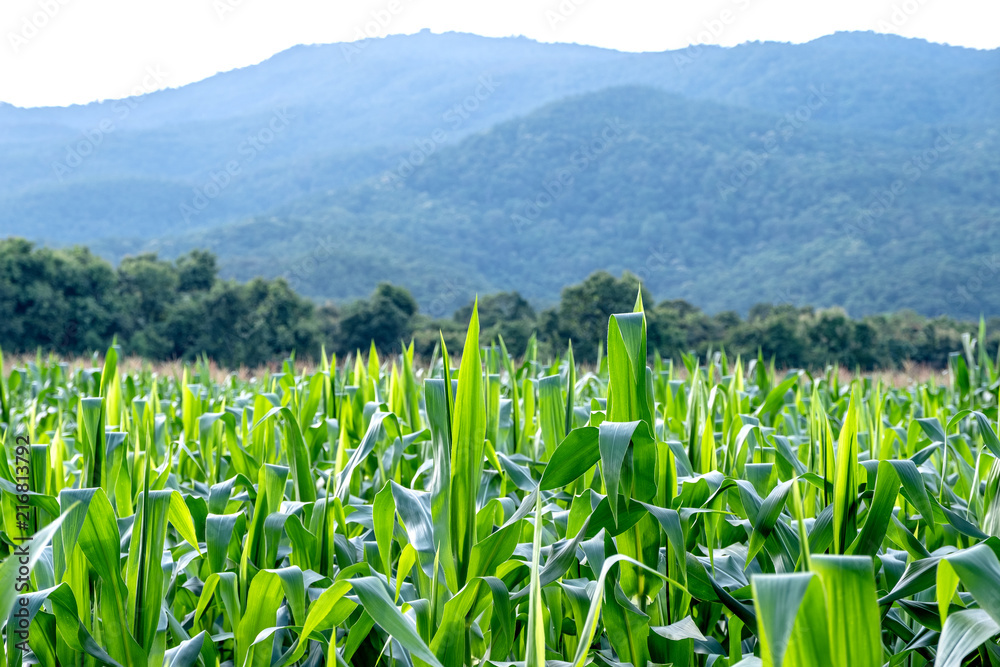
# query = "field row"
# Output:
<box><xmin>1</xmin><ymin>299</ymin><xmax>1000</xmax><ymax>666</ymax></box>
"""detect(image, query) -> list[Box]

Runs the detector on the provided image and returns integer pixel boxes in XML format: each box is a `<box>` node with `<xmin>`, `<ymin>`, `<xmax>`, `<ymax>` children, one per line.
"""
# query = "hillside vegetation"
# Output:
<box><xmin>4</xmin><ymin>302</ymin><xmax>1000</xmax><ymax>666</ymax></box>
<box><xmin>1</xmin><ymin>239</ymin><xmax>994</xmax><ymax>369</ymax></box>
<box><xmin>2</xmin><ymin>32</ymin><xmax>998</xmax><ymax>318</ymax></box>
<box><xmin>116</xmin><ymin>86</ymin><xmax>1000</xmax><ymax>318</ymax></box>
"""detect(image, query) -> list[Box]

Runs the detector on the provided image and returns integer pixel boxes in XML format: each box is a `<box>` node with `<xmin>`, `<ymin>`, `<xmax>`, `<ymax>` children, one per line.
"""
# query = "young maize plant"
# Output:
<box><xmin>2</xmin><ymin>301</ymin><xmax>1000</xmax><ymax>666</ymax></box>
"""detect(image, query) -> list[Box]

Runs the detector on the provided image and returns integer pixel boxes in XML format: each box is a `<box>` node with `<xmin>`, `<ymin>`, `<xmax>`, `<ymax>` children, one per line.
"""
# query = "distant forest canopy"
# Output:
<box><xmin>1</xmin><ymin>239</ymin><xmax>994</xmax><ymax>370</ymax></box>
<box><xmin>2</xmin><ymin>32</ymin><xmax>998</xmax><ymax>319</ymax></box>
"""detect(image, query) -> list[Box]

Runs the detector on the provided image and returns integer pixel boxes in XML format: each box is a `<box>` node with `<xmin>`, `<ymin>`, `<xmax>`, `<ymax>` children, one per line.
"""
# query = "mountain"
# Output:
<box><xmin>1</xmin><ymin>31</ymin><xmax>998</xmax><ymax>317</ymax></box>
<box><xmin>94</xmin><ymin>84</ymin><xmax>1000</xmax><ymax>318</ymax></box>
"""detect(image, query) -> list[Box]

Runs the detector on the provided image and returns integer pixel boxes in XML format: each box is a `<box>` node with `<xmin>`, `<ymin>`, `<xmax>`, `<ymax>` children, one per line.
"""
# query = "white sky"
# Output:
<box><xmin>2</xmin><ymin>0</ymin><xmax>997</xmax><ymax>108</ymax></box>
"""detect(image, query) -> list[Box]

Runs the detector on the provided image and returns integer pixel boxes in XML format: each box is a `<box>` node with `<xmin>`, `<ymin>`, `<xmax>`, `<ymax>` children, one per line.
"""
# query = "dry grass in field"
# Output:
<box><xmin>8</xmin><ymin>353</ymin><xmax>309</xmax><ymax>384</ymax></box>
<box><xmin>10</xmin><ymin>353</ymin><xmax>950</xmax><ymax>388</ymax></box>
<box><xmin>3</xmin><ymin>312</ymin><xmax>995</xmax><ymax>667</ymax></box>
<box><xmin>839</xmin><ymin>362</ymin><xmax>949</xmax><ymax>387</ymax></box>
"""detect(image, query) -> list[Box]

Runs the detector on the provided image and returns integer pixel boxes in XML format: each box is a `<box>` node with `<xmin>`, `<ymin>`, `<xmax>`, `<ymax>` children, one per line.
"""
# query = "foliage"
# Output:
<box><xmin>3</xmin><ymin>302</ymin><xmax>1000</xmax><ymax>666</ymax></box>
<box><xmin>3</xmin><ymin>35</ymin><xmax>998</xmax><ymax>319</ymax></box>
<box><xmin>2</xmin><ymin>240</ymin><xmax>997</xmax><ymax>369</ymax></box>
<box><xmin>336</xmin><ymin>283</ymin><xmax>418</xmax><ymax>354</ymax></box>
<box><xmin>0</xmin><ymin>239</ymin><xmax>319</xmax><ymax>366</ymax></box>
<box><xmin>65</xmin><ymin>82</ymin><xmax>996</xmax><ymax>320</ymax></box>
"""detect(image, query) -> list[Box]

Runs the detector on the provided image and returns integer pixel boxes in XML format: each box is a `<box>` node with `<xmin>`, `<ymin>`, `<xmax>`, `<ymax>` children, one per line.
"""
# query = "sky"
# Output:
<box><xmin>2</xmin><ymin>0</ymin><xmax>998</xmax><ymax>108</ymax></box>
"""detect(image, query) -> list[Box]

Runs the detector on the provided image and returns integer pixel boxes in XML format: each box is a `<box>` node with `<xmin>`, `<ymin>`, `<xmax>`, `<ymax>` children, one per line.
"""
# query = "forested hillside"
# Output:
<box><xmin>1</xmin><ymin>239</ymin><xmax>992</xmax><ymax>369</ymax></box>
<box><xmin>100</xmin><ymin>86</ymin><xmax>999</xmax><ymax>318</ymax></box>
<box><xmin>2</xmin><ymin>31</ymin><xmax>997</xmax><ymax>317</ymax></box>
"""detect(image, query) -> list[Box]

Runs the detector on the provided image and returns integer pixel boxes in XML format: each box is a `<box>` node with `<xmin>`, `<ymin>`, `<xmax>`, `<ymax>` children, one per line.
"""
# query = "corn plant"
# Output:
<box><xmin>2</xmin><ymin>299</ymin><xmax>1000</xmax><ymax>666</ymax></box>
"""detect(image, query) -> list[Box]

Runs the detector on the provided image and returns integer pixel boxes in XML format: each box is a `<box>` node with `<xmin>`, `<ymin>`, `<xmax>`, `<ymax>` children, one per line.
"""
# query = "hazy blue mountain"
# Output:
<box><xmin>91</xmin><ymin>85</ymin><xmax>999</xmax><ymax>319</ymax></box>
<box><xmin>2</xmin><ymin>31</ymin><xmax>997</xmax><ymax>317</ymax></box>
<box><xmin>1</xmin><ymin>31</ymin><xmax>996</xmax><ymax>240</ymax></box>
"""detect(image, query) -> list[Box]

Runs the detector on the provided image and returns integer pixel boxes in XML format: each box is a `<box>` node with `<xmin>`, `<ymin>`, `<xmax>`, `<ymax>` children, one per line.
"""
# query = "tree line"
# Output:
<box><xmin>1</xmin><ymin>239</ymin><xmax>992</xmax><ymax>369</ymax></box>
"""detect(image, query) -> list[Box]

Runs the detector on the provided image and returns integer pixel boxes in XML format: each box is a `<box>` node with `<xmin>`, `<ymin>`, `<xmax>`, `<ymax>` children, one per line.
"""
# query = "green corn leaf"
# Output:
<box><xmin>810</xmin><ymin>555</ymin><xmax>883</xmax><ymax>667</ymax></box>
<box><xmin>76</xmin><ymin>488</ymin><xmax>145</xmax><ymax>666</ymax></box>
<box><xmin>540</xmin><ymin>426</ymin><xmax>600</xmax><ymax>490</ymax></box>
<box><xmin>525</xmin><ymin>488</ymin><xmax>546</xmax><ymax>667</ymax></box>
<box><xmin>373</xmin><ymin>481</ymin><xmax>396</xmax><ymax>584</ymax></box>
<box><xmin>598</xmin><ymin>420</ymin><xmax>656</xmax><ymax>526</ymax></box>
<box><xmin>848</xmin><ymin>460</ymin><xmax>901</xmax><ymax>556</ymax></box>
<box><xmin>235</xmin><ymin>569</ymin><xmax>287</xmax><ymax>667</ymax></box>
<box><xmin>752</xmin><ymin>572</ymin><xmax>828</xmax><ymax>667</ymax></box>
<box><xmin>350</xmin><ymin>576</ymin><xmax>445</xmax><ymax>667</ymax></box>
<box><xmin>832</xmin><ymin>385</ymin><xmax>860</xmax><ymax>554</ymax></box>
<box><xmin>935</xmin><ymin>609</ymin><xmax>1000</xmax><ymax>667</ymax></box>
<box><xmin>451</xmin><ymin>301</ymin><xmax>486</xmax><ymax>587</ymax></box>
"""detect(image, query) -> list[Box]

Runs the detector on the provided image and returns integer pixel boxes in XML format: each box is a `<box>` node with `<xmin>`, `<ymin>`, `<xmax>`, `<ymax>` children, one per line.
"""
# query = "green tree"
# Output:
<box><xmin>554</xmin><ymin>271</ymin><xmax>651</xmax><ymax>362</ymax></box>
<box><xmin>0</xmin><ymin>239</ymin><xmax>117</xmax><ymax>354</ymax></box>
<box><xmin>455</xmin><ymin>292</ymin><xmax>536</xmax><ymax>356</ymax></box>
<box><xmin>337</xmin><ymin>283</ymin><xmax>419</xmax><ymax>354</ymax></box>
<box><xmin>176</xmin><ymin>249</ymin><xmax>218</xmax><ymax>292</ymax></box>
<box><xmin>115</xmin><ymin>253</ymin><xmax>179</xmax><ymax>359</ymax></box>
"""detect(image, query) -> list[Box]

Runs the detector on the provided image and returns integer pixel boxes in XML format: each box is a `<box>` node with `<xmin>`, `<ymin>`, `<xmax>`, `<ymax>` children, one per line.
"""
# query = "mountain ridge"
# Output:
<box><xmin>88</xmin><ymin>84</ymin><xmax>999</xmax><ymax>319</ymax></box>
<box><xmin>2</xmin><ymin>29</ymin><xmax>996</xmax><ymax>113</ymax></box>
<box><xmin>2</xmin><ymin>31</ymin><xmax>997</xmax><ymax>318</ymax></box>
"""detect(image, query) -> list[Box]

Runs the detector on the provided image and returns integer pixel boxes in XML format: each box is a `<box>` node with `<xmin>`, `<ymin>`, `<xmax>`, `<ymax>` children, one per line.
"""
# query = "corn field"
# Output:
<box><xmin>3</xmin><ymin>298</ymin><xmax>1000</xmax><ymax>667</ymax></box>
